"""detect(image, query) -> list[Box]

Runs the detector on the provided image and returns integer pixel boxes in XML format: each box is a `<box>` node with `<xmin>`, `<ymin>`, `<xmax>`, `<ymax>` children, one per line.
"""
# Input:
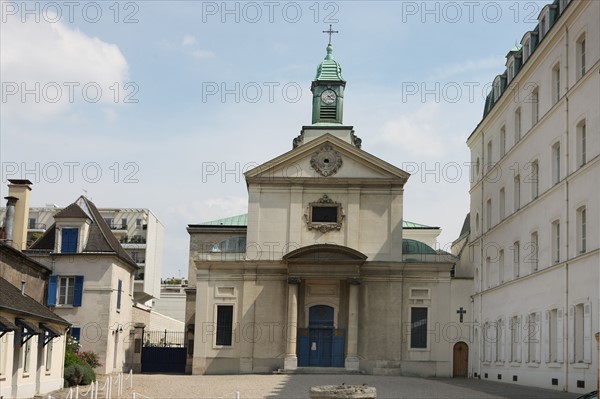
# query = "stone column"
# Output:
<box><xmin>131</xmin><ymin>323</ymin><xmax>145</xmax><ymax>373</ymax></box>
<box><xmin>284</xmin><ymin>277</ymin><xmax>301</xmax><ymax>370</ymax></box>
<box><xmin>345</xmin><ymin>278</ymin><xmax>360</xmax><ymax>371</ymax></box>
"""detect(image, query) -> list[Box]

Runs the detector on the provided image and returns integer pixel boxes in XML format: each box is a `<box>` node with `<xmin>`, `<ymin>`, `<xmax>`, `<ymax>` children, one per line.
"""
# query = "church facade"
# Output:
<box><xmin>185</xmin><ymin>43</ymin><xmax>473</xmax><ymax>376</ymax></box>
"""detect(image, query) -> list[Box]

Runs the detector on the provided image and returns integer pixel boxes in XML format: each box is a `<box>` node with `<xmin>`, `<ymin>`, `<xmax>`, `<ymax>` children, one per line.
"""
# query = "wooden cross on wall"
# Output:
<box><xmin>457</xmin><ymin>307</ymin><xmax>467</xmax><ymax>323</ymax></box>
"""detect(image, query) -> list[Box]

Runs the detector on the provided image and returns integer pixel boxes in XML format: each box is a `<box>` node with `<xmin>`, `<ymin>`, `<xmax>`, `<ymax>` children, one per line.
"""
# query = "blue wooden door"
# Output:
<box><xmin>308</xmin><ymin>305</ymin><xmax>335</xmax><ymax>367</ymax></box>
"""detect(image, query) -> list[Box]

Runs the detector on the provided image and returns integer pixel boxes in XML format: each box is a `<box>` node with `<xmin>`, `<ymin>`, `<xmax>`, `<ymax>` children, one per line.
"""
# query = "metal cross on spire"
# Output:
<box><xmin>322</xmin><ymin>24</ymin><xmax>339</xmax><ymax>45</ymax></box>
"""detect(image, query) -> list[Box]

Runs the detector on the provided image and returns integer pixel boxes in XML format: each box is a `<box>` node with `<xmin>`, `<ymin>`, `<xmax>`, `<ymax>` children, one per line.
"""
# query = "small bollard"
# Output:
<box><xmin>309</xmin><ymin>385</ymin><xmax>376</xmax><ymax>399</ymax></box>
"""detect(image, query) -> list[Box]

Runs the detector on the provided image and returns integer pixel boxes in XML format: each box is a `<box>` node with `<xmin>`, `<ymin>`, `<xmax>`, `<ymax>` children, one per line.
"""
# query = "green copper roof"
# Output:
<box><xmin>200</xmin><ymin>214</ymin><xmax>247</xmax><ymax>226</ymax></box>
<box><xmin>402</xmin><ymin>220</ymin><xmax>439</xmax><ymax>229</ymax></box>
<box><xmin>314</xmin><ymin>44</ymin><xmax>345</xmax><ymax>82</ymax></box>
<box><xmin>402</xmin><ymin>239</ymin><xmax>437</xmax><ymax>255</ymax></box>
<box><xmin>199</xmin><ymin>213</ymin><xmax>436</xmax><ymax>229</ymax></box>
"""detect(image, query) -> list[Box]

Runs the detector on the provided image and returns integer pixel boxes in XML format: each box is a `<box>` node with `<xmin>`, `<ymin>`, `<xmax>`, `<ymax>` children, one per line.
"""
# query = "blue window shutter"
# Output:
<box><xmin>61</xmin><ymin>228</ymin><xmax>78</xmax><ymax>253</ymax></box>
<box><xmin>117</xmin><ymin>279</ymin><xmax>122</xmax><ymax>310</ymax></box>
<box><xmin>70</xmin><ymin>327</ymin><xmax>81</xmax><ymax>342</ymax></box>
<box><xmin>47</xmin><ymin>275</ymin><xmax>57</xmax><ymax>306</ymax></box>
<box><xmin>73</xmin><ymin>276</ymin><xmax>84</xmax><ymax>307</ymax></box>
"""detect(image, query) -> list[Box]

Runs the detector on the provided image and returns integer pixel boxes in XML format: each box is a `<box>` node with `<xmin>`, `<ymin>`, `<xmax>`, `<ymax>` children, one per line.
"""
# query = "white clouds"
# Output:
<box><xmin>166</xmin><ymin>196</ymin><xmax>248</xmax><ymax>227</ymax></box>
<box><xmin>181</xmin><ymin>34</ymin><xmax>198</xmax><ymax>47</ymax></box>
<box><xmin>428</xmin><ymin>56</ymin><xmax>503</xmax><ymax>80</ymax></box>
<box><xmin>373</xmin><ymin>102</ymin><xmax>446</xmax><ymax>158</ymax></box>
<box><xmin>180</xmin><ymin>34</ymin><xmax>215</xmax><ymax>60</ymax></box>
<box><xmin>1</xmin><ymin>14</ymin><xmax>129</xmax><ymax>121</ymax></box>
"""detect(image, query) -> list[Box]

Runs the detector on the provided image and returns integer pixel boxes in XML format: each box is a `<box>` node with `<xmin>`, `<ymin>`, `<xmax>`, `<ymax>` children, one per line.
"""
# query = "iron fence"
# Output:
<box><xmin>143</xmin><ymin>330</ymin><xmax>185</xmax><ymax>347</ymax></box>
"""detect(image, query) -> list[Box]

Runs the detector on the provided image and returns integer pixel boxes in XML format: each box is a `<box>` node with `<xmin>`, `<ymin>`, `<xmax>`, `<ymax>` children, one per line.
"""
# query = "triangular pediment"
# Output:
<box><xmin>244</xmin><ymin>134</ymin><xmax>409</xmax><ymax>184</ymax></box>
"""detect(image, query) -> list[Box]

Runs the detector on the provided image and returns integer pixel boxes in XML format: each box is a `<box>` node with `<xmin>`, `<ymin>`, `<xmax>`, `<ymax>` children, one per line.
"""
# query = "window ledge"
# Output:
<box><xmin>527</xmin><ymin>362</ymin><xmax>540</xmax><ymax>368</ymax></box>
<box><xmin>573</xmin><ymin>363</ymin><xmax>589</xmax><ymax>369</ymax></box>
<box><xmin>510</xmin><ymin>362</ymin><xmax>521</xmax><ymax>367</ymax></box>
<box><xmin>495</xmin><ymin>361</ymin><xmax>505</xmax><ymax>366</ymax></box>
<box><xmin>408</xmin><ymin>348</ymin><xmax>430</xmax><ymax>352</ymax></box>
<box><xmin>23</xmin><ymin>373</ymin><xmax>30</xmax><ymax>378</ymax></box>
<box><xmin>547</xmin><ymin>362</ymin><xmax>562</xmax><ymax>368</ymax></box>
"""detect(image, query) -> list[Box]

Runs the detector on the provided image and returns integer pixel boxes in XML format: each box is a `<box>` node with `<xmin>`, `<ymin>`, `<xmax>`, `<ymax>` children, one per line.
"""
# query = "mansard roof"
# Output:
<box><xmin>28</xmin><ymin>196</ymin><xmax>137</xmax><ymax>269</ymax></box>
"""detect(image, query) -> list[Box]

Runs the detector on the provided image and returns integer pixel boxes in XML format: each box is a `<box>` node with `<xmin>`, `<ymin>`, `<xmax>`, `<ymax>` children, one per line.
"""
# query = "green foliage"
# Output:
<box><xmin>64</xmin><ymin>363</ymin><xmax>95</xmax><ymax>387</ymax></box>
<box><xmin>64</xmin><ymin>364</ymin><xmax>84</xmax><ymax>387</ymax></box>
<box><xmin>81</xmin><ymin>363</ymin><xmax>96</xmax><ymax>385</ymax></box>
<box><xmin>65</xmin><ymin>335</ymin><xmax>80</xmax><ymax>354</ymax></box>
<box><xmin>65</xmin><ymin>350</ymin><xmax>85</xmax><ymax>368</ymax></box>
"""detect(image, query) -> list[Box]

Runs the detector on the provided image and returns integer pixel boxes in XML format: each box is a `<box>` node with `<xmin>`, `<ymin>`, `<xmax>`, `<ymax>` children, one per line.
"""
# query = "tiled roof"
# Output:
<box><xmin>0</xmin><ymin>277</ymin><xmax>69</xmax><ymax>325</ymax></box>
<box><xmin>28</xmin><ymin>196</ymin><xmax>138</xmax><ymax>269</ymax></box>
<box><xmin>198</xmin><ymin>213</ymin><xmax>437</xmax><ymax>229</ymax></box>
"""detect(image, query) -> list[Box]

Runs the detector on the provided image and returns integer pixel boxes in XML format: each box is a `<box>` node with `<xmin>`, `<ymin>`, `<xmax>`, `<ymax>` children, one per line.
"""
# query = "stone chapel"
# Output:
<box><xmin>185</xmin><ymin>41</ymin><xmax>473</xmax><ymax>376</ymax></box>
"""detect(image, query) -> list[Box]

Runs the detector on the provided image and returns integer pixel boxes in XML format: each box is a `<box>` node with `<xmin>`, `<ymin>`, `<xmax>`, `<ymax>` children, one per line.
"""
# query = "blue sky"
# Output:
<box><xmin>1</xmin><ymin>0</ymin><xmax>549</xmax><ymax>279</ymax></box>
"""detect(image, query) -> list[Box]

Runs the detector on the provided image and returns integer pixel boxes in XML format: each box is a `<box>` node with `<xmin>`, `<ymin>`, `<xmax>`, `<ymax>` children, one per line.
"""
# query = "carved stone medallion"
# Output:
<box><xmin>310</xmin><ymin>144</ymin><xmax>343</xmax><ymax>177</ymax></box>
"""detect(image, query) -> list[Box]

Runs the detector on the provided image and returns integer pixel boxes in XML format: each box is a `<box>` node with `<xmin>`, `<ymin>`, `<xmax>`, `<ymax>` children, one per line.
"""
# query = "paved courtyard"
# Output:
<box><xmin>111</xmin><ymin>374</ymin><xmax>581</xmax><ymax>399</ymax></box>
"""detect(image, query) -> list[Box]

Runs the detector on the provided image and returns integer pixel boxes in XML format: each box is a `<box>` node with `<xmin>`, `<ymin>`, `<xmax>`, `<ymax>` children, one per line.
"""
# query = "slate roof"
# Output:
<box><xmin>0</xmin><ymin>277</ymin><xmax>69</xmax><ymax>325</ymax></box>
<box><xmin>458</xmin><ymin>213</ymin><xmax>471</xmax><ymax>238</ymax></box>
<box><xmin>54</xmin><ymin>202</ymin><xmax>90</xmax><ymax>219</ymax></box>
<box><xmin>196</xmin><ymin>213</ymin><xmax>438</xmax><ymax>229</ymax></box>
<box><xmin>28</xmin><ymin>196</ymin><xmax>138</xmax><ymax>270</ymax></box>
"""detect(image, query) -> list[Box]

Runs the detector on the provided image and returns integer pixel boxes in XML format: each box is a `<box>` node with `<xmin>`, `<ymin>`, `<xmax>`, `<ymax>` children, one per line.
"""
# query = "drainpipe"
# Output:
<box><xmin>563</xmin><ymin>24</ymin><xmax>570</xmax><ymax>393</ymax></box>
<box><xmin>3</xmin><ymin>196</ymin><xmax>18</xmax><ymax>245</ymax></box>
<box><xmin>596</xmin><ymin>333</ymin><xmax>600</xmax><ymax>390</ymax></box>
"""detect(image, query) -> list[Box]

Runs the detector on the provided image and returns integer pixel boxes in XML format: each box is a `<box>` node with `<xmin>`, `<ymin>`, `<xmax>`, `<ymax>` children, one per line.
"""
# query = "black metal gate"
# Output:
<box><xmin>141</xmin><ymin>330</ymin><xmax>186</xmax><ymax>373</ymax></box>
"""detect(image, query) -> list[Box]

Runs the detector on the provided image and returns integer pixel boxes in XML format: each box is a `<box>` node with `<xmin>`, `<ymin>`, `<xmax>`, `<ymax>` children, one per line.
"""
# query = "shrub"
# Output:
<box><xmin>81</xmin><ymin>363</ymin><xmax>96</xmax><ymax>385</ymax></box>
<box><xmin>64</xmin><ymin>364</ymin><xmax>84</xmax><ymax>387</ymax></box>
<box><xmin>78</xmin><ymin>351</ymin><xmax>103</xmax><ymax>369</ymax></box>
<box><xmin>64</xmin><ymin>363</ymin><xmax>95</xmax><ymax>387</ymax></box>
<box><xmin>65</xmin><ymin>350</ymin><xmax>85</xmax><ymax>368</ymax></box>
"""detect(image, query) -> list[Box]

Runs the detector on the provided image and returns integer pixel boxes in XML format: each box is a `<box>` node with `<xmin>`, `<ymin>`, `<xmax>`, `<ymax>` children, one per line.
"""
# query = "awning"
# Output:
<box><xmin>40</xmin><ymin>323</ymin><xmax>62</xmax><ymax>346</ymax></box>
<box><xmin>0</xmin><ymin>316</ymin><xmax>17</xmax><ymax>338</ymax></box>
<box><xmin>16</xmin><ymin>318</ymin><xmax>40</xmax><ymax>345</ymax></box>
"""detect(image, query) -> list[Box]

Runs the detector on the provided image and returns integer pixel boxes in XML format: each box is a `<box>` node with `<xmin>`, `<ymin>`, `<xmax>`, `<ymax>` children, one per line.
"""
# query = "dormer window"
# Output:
<box><xmin>540</xmin><ymin>14</ymin><xmax>547</xmax><ymax>38</ymax></box>
<box><xmin>523</xmin><ymin>39</ymin><xmax>530</xmax><ymax>62</ymax></box>
<box><xmin>61</xmin><ymin>228</ymin><xmax>79</xmax><ymax>253</ymax></box>
<box><xmin>507</xmin><ymin>60</ymin><xmax>514</xmax><ymax>82</ymax></box>
<box><xmin>493</xmin><ymin>76</ymin><xmax>501</xmax><ymax>102</ymax></box>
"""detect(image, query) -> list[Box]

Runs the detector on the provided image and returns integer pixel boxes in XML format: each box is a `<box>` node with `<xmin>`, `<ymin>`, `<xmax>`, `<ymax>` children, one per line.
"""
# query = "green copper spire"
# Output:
<box><xmin>314</xmin><ymin>43</ymin><xmax>345</xmax><ymax>82</ymax></box>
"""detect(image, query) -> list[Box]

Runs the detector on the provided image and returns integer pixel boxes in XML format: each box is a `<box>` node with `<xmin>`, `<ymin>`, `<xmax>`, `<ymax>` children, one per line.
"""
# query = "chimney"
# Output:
<box><xmin>7</xmin><ymin>179</ymin><xmax>32</xmax><ymax>251</ymax></box>
<box><xmin>20</xmin><ymin>281</ymin><xmax>26</xmax><ymax>295</ymax></box>
<box><xmin>3</xmin><ymin>196</ymin><xmax>18</xmax><ymax>245</ymax></box>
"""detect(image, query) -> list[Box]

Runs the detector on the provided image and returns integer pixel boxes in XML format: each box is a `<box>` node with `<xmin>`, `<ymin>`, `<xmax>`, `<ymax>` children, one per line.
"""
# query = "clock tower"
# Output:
<box><xmin>311</xmin><ymin>43</ymin><xmax>346</xmax><ymax>125</ymax></box>
<box><xmin>293</xmin><ymin>39</ymin><xmax>361</xmax><ymax>148</ymax></box>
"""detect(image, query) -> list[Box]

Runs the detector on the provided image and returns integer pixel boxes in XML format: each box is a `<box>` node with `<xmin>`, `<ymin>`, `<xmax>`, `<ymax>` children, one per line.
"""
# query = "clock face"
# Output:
<box><xmin>320</xmin><ymin>89</ymin><xmax>337</xmax><ymax>105</ymax></box>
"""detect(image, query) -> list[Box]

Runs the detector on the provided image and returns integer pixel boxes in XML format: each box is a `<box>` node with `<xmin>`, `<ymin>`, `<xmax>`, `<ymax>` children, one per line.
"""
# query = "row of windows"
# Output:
<box><xmin>482</xmin><ymin>302</ymin><xmax>593</xmax><ymax>365</ymax></box>
<box><xmin>486</xmin><ymin>8</ymin><xmax>586</xmax><ymax>117</ymax></box>
<box><xmin>0</xmin><ymin>329</ymin><xmax>55</xmax><ymax>377</ymax></box>
<box><xmin>479</xmin><ymin>206</ymin><xmax>587</xmax><ymax>290</ymax></box>
<box><xmin>212</xmin><ymin>305</ymin><xmax>431</xmax><ymax>350</ymax></box>
<box><xmin>479</xmin><ymin>113</ymin><xmax>587</xmax><ymax>187</ymax></box>
<box><xmin>476</xmin><ymin>120</ymin><xmax>587</xmax><ymax>235</ymax></box>
<box><xmin>47</xmin><ymin>275</ymin><xmax>124</xmax><ymax>311</ymax></box>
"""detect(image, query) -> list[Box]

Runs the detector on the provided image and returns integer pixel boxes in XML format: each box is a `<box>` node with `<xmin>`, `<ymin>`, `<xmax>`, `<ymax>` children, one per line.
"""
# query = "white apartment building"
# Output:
<box><xmin>0</xmin><ymin>206</ymin><xmax>164</xmax><ymax>306</ymax></box>
<box><xmin>467</xmin><ymin>0</ymin><xmax>599</xmax><ymax>393</ymax></box>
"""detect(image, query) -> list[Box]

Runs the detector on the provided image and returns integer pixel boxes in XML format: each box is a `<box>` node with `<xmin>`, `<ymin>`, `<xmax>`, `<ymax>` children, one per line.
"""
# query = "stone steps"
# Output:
<box><xmin>276</xmin><ymin>367</ymin><xmax>364</xmax><ymax>375</ymax></box>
